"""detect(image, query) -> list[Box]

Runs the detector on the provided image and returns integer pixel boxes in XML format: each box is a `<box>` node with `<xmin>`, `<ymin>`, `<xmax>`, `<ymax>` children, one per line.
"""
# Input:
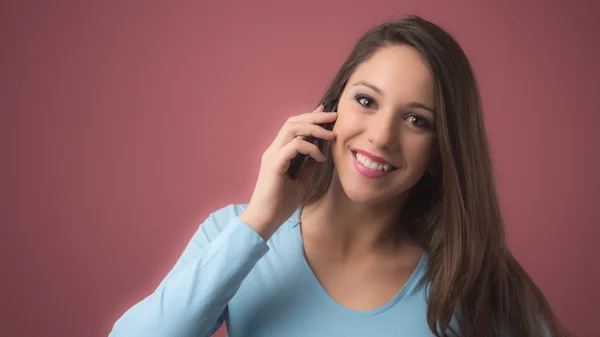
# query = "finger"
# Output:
<box><xmin>286</xmin><ymin>110</ymin><xmax>337</xmax><ymax>124</ymax></box>
<box><xmin>282</xmin><ymin>138</ymin><xmax>326</xmax><ymax>162</ymax></box>
<box><xmin>280</xmin><ymin>123</ymin><xmax>336</xmax><ymax>147</ymax></box>
<box><xmin>296</xmin><ymin>104</ymin><xmax>325</xmax><ymax>141</ymax></box>
<box><xmin>272</xmin><ymin>116</ymin><xmax>336</xmax><ymax>150</ymax></box>
<box><xmin>275</xmin><ymin>138</ymin><xmax>326</xmax><ymax>174</ymax></box>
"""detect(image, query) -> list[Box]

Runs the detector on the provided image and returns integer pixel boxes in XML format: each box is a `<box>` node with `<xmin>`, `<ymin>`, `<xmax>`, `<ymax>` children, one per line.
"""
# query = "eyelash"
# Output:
<box><xmin>354</xmin><ymin>94</ymin><xmax>432</xmax><ymax>129</ymax></box>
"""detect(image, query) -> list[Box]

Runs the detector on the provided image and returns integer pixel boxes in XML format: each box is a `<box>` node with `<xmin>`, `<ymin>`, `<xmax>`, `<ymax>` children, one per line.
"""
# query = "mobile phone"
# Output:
<box><xmin>287</xmin><ymin>99</ymin><xmax>337</xmax><ymax>180</ymax></box>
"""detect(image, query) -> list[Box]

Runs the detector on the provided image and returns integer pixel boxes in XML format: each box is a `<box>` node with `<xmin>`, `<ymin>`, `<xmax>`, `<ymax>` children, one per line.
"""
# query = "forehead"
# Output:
<box><xmin>347</xmin><ymin>44</ymin><xmax>434</xmax><ymax>104</ymax></box>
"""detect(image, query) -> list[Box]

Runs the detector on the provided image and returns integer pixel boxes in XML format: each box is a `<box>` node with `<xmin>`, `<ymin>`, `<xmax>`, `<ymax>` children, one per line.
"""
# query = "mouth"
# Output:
<box><xmin>350</xmin><ymin>150</ymin><xmax>398</xmax><ymax>178</ymax></box>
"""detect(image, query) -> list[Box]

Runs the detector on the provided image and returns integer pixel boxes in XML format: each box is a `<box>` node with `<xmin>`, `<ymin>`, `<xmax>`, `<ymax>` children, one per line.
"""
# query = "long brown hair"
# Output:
<box><xmin>301</xmin><ymin>15</ymin><xmax>570</xmax><ymax>337</ymax></box>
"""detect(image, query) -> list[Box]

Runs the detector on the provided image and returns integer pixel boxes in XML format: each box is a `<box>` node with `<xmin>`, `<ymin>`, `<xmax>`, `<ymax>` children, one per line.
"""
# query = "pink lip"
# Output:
<box><xmin>351</xmin><ymin>151</ymin><xmax>394</xmax><ymax>179</ymax></box>
<box><xmin>351</xmin><ymin>148</ymin><xmax>395</xmax><ymax>167</ymax></box>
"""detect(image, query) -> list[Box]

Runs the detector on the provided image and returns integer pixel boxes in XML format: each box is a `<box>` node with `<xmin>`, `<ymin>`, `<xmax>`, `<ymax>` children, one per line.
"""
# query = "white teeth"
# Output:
<box><xmin>354</xmin><ymin>152</ymin><xmax>393</xmax><ymax>172</ymax></box>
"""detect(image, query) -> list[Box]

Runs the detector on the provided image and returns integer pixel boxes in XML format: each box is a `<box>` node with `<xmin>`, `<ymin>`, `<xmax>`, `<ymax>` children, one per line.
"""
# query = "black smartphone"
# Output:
<box><xmin>287</xmin><ymin>99</ymin><xmax>337</xmax><ymax>180</ymax></box>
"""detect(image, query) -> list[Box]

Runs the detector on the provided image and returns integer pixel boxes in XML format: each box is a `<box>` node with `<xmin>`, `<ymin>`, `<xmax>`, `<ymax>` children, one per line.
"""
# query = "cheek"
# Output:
<box><xmin>402</xmin><ymin>135</ymin><xmax>435</xmax><ymax>168</ymax></box>
<box><xmin>332</xmin><ymin>110</ymin><xmax>362</xmax><ymax>138</ymax></box>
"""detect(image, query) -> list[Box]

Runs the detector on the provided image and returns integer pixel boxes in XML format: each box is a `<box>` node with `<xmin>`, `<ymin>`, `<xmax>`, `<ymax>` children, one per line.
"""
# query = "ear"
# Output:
<box><xmin>428</xmin><ymin>166</ymin><xmax>440</xmax><ymax>176</ymax></box>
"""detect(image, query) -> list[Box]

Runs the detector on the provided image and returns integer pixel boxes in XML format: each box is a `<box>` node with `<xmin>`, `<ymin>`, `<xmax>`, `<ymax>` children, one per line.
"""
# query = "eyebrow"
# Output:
<box><xmin>351</xmin><ymin>80</ymin><xmax>436</xmax><ymax>114</ymax></box>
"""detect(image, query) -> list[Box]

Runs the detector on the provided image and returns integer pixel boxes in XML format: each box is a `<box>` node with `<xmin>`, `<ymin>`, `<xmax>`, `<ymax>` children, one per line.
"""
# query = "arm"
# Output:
<box><xmin>108</xmin><ymin>204</ymin><xmax>269</xmax><ymax>337</ymax></box>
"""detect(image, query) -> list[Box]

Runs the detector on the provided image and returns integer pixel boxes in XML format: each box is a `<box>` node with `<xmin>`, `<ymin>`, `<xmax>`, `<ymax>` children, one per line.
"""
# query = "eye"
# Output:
<box><xmin>355</xmin><ymin>94</ymin><xmax>375</xmax><ymax>108</ymax></box>
<box><xmin>405</xmin><ymin>115</ymin><xmax>432</xmax><ymax>129</ymax></box>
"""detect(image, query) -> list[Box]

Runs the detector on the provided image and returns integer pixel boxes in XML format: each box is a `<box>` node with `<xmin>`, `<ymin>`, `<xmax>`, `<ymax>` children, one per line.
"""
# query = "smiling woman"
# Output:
<box><xmin>327</xmin><ymin>44</ymin><xmax>438</xmax><ymax>205</ymax></box>
<box><xmin>108</xmin><ymin>15</ymin><xmax>570</xmax><ymax>337</ymax></box>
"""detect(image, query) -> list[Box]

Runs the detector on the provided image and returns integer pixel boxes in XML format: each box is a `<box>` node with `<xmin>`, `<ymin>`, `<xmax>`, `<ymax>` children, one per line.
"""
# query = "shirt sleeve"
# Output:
<box><xmin>108</xmin><ymin>204</ymin><xmax>269</xmax><ymax>337</ymax></box>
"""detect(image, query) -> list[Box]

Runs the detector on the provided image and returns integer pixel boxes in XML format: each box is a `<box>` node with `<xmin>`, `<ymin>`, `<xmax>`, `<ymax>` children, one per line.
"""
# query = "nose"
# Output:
<box><xmin>366</xmin><ymin>112</ymin><xmax>398</xmax><ymax>150</ymax></box>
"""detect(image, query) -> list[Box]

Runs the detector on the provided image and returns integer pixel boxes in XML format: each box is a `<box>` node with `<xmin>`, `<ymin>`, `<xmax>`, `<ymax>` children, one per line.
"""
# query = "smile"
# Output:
<box><xmin>351</xmin><ymin>150</ymin><xmax>397</xmax><ymax>178</ymax></box>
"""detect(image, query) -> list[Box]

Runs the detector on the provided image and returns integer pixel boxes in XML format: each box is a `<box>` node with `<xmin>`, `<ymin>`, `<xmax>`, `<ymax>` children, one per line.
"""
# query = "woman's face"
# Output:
<box><xmin>331</xmin><ymin>44</ymin><xmax>438</xmax><ymax>205</ymax></box>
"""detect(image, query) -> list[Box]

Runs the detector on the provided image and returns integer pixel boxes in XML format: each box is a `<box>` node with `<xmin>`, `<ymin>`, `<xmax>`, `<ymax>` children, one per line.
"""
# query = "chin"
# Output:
<box><xmin>334</xmin><ymin>167</ymin><xmax>421</xmax><ymax>207</ymax></box>
<box><xmin>334</xmin><ymin>171</ymin><xmax>401</xmax><ymax>204</ymax></box>
<box><xmin>341</xmin><ymin>186</ymin><xmax>393</xmax><ymax>204</ymax></box>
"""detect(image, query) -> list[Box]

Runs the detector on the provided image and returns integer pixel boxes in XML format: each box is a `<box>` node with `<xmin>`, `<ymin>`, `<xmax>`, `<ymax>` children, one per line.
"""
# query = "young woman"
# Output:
<box><xmin>109</xmin><ymin>15</ymin><xmax>569</xmax><ymax>337</ymax></box>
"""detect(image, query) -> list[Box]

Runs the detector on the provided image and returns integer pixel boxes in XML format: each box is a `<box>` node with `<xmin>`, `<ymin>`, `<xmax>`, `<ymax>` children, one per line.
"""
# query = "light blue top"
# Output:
<box><xmin>107</xmin><ymin>203</ymin><xmax>460</xmax><ymax>337</ymax></box>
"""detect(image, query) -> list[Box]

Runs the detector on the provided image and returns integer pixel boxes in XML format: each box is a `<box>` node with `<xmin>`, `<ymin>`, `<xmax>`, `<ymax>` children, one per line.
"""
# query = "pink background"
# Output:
<box><xmin>2</xmin><ymin>1</ymin><xmax>598</xmax><ymax>336</ymax></box>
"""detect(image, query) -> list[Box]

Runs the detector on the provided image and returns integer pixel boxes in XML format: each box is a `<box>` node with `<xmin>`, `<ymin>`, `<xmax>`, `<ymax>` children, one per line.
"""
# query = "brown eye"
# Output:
<box><xmin>406</xmin><ymin>115</ymin><xmax>431</xmax><ymax>129</ymax></box>
<box><xmin>355</xmin><ymin>95</ymin><xmax>374</xmax><ymax>108</ymax></box>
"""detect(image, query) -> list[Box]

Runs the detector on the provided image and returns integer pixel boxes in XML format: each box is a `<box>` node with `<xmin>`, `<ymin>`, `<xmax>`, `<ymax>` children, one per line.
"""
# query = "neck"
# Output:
<box><xmin>301</xmin><ymin>174</ymin><xmax>412</xmax><ymax>257</ymax></box>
